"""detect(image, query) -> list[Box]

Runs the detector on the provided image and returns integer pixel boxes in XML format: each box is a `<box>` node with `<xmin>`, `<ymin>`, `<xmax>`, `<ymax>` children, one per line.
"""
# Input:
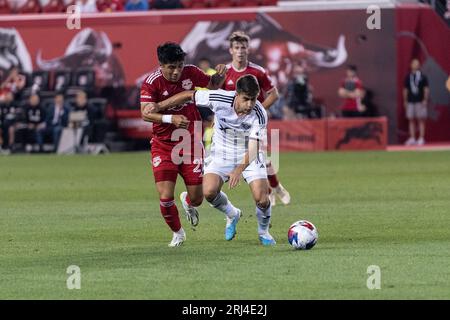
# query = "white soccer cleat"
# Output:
<box><xmin>168</xmin><ymin>228</ymin><xmax>186</xmax><ymax>247</ymax></box>
<box><xmin>268</xmin><ymin>188</ymin><xmax>276</xmax><ymax>207</ymax></box>
<box><xmin>274</xmin><ymin>183</ymin><xmax>291</xmax><ymax>205</ymax></box>
<box><xmin>180</xmin><ymin>191</ymin><xmax>199</xmax><ymax>227</ymax></box>
<box><xmin>405</xmin><ymin>137</ymin><xmax>416</xmax><ymax>146</ymax></box>
<box><xmin>417</xmin><ymin>137</ymin><xmax>425</xmax><ymax>146</ymax></box>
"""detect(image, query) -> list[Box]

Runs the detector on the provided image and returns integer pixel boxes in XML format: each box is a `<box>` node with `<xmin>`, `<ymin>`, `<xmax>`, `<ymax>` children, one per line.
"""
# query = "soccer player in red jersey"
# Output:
<box><xmin>222</xmin><ymin>31</ymin><xmax>291</xmax><ymax>206</ymax></box>
<box><xmin>140</xmin><ymin>42</ymin><xmax>225</xmax><ymax>247</ymax></box>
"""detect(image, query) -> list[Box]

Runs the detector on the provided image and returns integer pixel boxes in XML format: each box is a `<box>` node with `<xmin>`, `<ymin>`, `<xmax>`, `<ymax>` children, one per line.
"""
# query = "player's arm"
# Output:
<box><xmin>262</xmin><ymin>87</ymin><xmax>280</xmax><ymax>110</ymax></box>
<box><xmin>227</xmin><ymin>138</ymin><xmax>259</xmax><ymax>189</ymax></box>
<box><xmin>207</xmin><ymin>64</ymin><xmax>227</xmax><ymax>89</ymax></box>
<box><xmin>141</xmin><ymin>102</ymin><xmax>190</xmax><ymax>129</ymax></box>
<box><xmin>142</xmin><ymin>91</ymin><xmax>195</xmax><ymax>116</ymax></box>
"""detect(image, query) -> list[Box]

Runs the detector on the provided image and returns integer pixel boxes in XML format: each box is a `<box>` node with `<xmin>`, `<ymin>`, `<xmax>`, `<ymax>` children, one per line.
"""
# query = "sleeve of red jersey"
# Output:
<box><xmin>191</xmin><ymin>65</ymin><xmax>211</xmax><ymax>88</ymax></box>
<box><xmin>356</xmin><ymin>79</ymin><xmax>363</xmax><ymax>89</ymax></box>
<box><xmin>140</xmin><ymin>82</ymin><xmax>157</xmax><ymax>103</ymax></box>
<box><xmin>259</xmin><ymin>69</ymin><xmax>275</xmax><ymax>93</ymax></box>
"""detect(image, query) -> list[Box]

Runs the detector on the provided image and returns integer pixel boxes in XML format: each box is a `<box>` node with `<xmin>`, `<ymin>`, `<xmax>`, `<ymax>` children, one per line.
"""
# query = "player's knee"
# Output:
<box><xmin>204</xmin><ymin>189</ymin><xmax>219</xmax><ymax>203</ymax></box>
<box><xmin>190</xmin><ymin>196</ymin><xmax>203</xmax><ymax>207</ymax></box>
<box><xmin>256</xmin><ymin>194</ymin><xmax>270</xmax><ymax>209</ymax></box>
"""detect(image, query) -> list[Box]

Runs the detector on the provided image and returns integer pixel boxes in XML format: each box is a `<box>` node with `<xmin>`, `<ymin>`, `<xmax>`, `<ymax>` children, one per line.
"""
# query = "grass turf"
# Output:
<box><xmin>1</xmin><ymin>151</ymin><xmax>449</xmax><ymax>299</ymax></box>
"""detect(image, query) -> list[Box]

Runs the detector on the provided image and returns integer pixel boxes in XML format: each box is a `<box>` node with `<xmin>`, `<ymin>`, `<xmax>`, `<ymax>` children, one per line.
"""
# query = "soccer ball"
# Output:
<box><xmin>288</xmin><ymin>220</ymin><xmax>318</xmax><ymax>250</ymax></box>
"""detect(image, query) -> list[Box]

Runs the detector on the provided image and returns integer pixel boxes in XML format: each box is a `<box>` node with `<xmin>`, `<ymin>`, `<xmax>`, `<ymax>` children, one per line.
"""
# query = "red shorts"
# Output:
<box><xmin>150</xmin><ymin>145</ymin><xmax>203</xmax><ymax>185</ymax></box>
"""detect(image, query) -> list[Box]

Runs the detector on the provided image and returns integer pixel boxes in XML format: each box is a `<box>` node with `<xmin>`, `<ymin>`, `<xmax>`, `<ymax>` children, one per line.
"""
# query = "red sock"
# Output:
<box><xmin>268</xmin><ymin>174</ymin><xmax>279</xmax><ymax>189</ymax></box>
<box><xmin>185</xmin><ymin>194</ymin><xmax>192</xmax><ymax>206</ymax></box>
<box><xmin>160</xmin><ymin>198</ymin><xmax>181</xmax><ymax>232</ymax></box>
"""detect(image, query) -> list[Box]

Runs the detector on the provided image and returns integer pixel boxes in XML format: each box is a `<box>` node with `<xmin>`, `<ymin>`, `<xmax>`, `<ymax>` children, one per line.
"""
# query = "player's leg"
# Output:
<box><xmin>417</xmin><ymin>103</ymin><xmax>427</xmax><ymax>146</ymax></box>
<box><xmin>179</xmin><ymin>158</ymin><xmax>204</xmax><ymax>227</ymax></box>
<box><xmin>248</xmin><ymin>178</ymin><xmax>276</xmax><ymax>246</ymax></box>
<box><xmin>180</xmin><ymin>184</ymin><xmax>202</xmax><ymax>227</ymax></box>
<box><xmin>266</xmin><ymin>160</ymin><xmax>291</xmax><ymax>206</ymax></box>
<box><xmin>152</xmin><ymin>149</ymin><xmax>186</xmax><ymax>247</ymax></box>
<box><xmin>155</xmin><ymin>178</ymin><xmax>186</xmax><ymax>247</ymax></box>
<box><xmin>405</xmin><ymin>103</ymin><xmax>416</xmax><ymax>145</ymax></box>
<box><xmin>203</xmin><ymin>172</ymin><xmax>241</xmax><ymax>240</ymax></box>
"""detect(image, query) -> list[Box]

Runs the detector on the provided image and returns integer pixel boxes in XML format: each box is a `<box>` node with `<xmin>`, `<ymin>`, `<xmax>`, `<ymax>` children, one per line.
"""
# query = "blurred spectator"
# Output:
<box><xmin>37</xmin><ymin>93</ymin><xmax>70</xmax><ymax>152</ymax></box>
<box><xmin>338</xmin><ymin>65</ymin><xmax>365</xmax><ymax>118</ymax></box>
<box><xmin>24</xmin><ymin>94</ymin><xmax>46</xmax><ymax>152</ymax></box>
<box><xmin>124</xmin><ymin>0</ymin><xmax>149</xmax><ymax>11</ymax></box>
<box><xmin>153</xmin><ymin>0</ymin><xmax>183</xmax><ymax>9</ymax></box>
<box><xmin>75</xmin><ymin>0</ymin><xmax>98</xmax><ymax>12</ymax></box>
<box><xmin>97</xmin><ymin>0</ymin><xmax>123</xmax><ymax>12</ymax></box>
<box><xmin>0</xmin><ymin>67</ymin><xmax>26</xmax><ymax>101</ymax></box>
<box><xmin>267</xmin><ymin>94</ymin><xmax>285</xmax><ymax>120</ymax></box>
<box><xmin>283</xmin><ymin>63</ymin><xmax>312</xmax><ymax>119</ymax></box>
<box><xmin>0</xmin><ymin>92</ymin><xmax>19</xmax><ymax>153</ymax></box>
<box><xmin>403</xmin><ymin>59</ymin><xmax>429</xmax><ymax>146</ymax></box>
<box><xmin>198</xmin><ymin>57</ymin><xmax>216</xmax><ymax>76</ymax></box>
<box><xmin>71</xmin><ymin>90</ymin><xmax>103</xmax><ymax>144</ymax></box>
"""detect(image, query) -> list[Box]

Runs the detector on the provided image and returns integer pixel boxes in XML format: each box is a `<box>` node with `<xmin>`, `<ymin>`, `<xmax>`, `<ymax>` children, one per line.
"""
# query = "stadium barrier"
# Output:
<box><xmin>268</xmin><ymin>117</ymin><xmax>388</xmax><ymax>151</ymax></box>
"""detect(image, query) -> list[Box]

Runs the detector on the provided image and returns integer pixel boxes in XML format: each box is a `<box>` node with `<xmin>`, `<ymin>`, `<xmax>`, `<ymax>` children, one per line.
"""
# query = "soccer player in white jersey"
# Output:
<box><xmin>143</xmin><ymin>75</ymin><xmax>276</xmax><ymax>245</ymax></box>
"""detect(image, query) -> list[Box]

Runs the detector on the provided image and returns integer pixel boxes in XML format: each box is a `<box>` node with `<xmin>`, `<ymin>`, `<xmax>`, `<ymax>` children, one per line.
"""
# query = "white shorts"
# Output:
<box><xmin>407</xmin><ymin>102</ymin><xmax>427</xmax><ymax>120</ymax></box>
<box><xmin>204</xmin><ymin>154</ymin><xmax>267</xmax><ymax>184</ymax></box>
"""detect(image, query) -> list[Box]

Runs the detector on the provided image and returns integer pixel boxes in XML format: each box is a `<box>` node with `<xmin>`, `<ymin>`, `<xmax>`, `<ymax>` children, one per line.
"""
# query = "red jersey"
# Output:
<box><xmin>140</xmin><ymin>65</ymin><xmax>210</xmax><ymax>149</ymax></box>
<box><xmin>340</xmin><ymin>77</ymin><xmax>363</xmax><ymax>111</ymax></box>
<box><xmin>222</xmin><ymin>62</ymin><xmax>275</xmax><ymax>103</ymax></box>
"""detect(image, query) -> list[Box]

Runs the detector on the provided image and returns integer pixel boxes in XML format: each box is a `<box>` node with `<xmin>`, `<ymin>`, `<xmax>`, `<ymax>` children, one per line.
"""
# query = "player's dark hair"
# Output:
<box><xmin>229</xmin><ymin>31</ymin><xmax>250</xmax><ymax>47</ymax></box>
<box><xmin>236</xmin><ymin>74</ymin><xmax>260</xmax><ymax>98</ymax></box>
<box><xmin>347</xmin><ymin>64</ymin><xmax>357</xmax><ymax>72</ymax></box>
<box><xmin>157</xmin><ymin>42</ymin><xmax>187</xmax><ymax>64</ymax></box>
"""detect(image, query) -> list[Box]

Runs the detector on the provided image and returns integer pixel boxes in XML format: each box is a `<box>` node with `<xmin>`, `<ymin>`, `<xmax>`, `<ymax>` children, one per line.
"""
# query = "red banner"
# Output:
<box><xmin>327</xmin><ymin>117</ymin><xmax>388</xmax><ymax>151</ymax></box>
<box><xmin>268</xmin><ymin>120</ymin><xmax>326</xmax><ymax>152</ymax></box>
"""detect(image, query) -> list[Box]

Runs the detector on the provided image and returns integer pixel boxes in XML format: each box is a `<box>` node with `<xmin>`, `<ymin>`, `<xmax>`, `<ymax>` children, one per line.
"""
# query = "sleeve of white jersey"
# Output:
<box><xmin>194</xmin><ymin>90</ymin><xmax>215</xmax><ymax>111</ymax></box>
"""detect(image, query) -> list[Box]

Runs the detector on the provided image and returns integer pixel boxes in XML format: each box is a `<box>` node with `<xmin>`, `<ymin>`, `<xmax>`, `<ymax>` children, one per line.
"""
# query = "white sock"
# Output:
<box><xmin>256</xmin><ymin>203</ymin><xmax>271</xmax><ymax>235</ymax></box>
<box><xmin>209</xmin><ymin>191</ymin><xmax>237</xmax><ymax>218</ymax></box>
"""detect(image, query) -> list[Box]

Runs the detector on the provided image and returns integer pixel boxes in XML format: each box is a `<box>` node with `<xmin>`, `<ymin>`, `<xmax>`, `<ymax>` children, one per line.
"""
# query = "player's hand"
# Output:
<box><xmin>215</xmin><ymin>64</ymin><xmax>227</xmax><ymax>77</ymax></box>
<box><xmin>143</xmin><ymin>103</ymin><xmax>159</xmax><ymax>115</ymax></box>
<box><xmin>172</xmin><ymin>115</ymin><xmax>190</xmax><ymax>129</ymax></box>
<box><xmin>227</xmin><ymin>169</ymin><xmax>242</xmax><ymax>189</ymax></box>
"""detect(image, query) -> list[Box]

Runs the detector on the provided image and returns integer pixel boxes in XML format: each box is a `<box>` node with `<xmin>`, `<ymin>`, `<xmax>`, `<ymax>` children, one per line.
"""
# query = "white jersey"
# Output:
<box><xmin>194</xmin><ymin>89</ymin><xmax>268</xmax><ymax>164</ymax></box>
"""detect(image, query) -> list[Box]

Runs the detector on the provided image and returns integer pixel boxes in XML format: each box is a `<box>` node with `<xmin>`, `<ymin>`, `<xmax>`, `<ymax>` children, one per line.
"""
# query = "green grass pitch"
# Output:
<box><xmin>1</xmin><ymin>151</ymin><xmax>449</xmax><ymax>299</ymax></box>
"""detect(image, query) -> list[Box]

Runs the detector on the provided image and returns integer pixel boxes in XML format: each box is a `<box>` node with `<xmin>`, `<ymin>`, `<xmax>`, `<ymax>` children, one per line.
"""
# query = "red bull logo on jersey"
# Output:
<box><xmin>182</xmin><ymin>79</ymin><xmax>193</xmax><ymax>90</ymax></box>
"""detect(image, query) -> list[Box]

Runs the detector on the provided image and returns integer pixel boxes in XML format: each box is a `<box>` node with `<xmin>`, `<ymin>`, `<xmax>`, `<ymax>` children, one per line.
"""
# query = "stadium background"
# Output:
<box><xmin>1</xmin><ymin>0</ymin><xmax>450</xmax><ymax>301</ymax></box>
<box><xmin>0</xmin><ymin>0</ymin><xmax>448</xmax><ymax>153</ymax></box>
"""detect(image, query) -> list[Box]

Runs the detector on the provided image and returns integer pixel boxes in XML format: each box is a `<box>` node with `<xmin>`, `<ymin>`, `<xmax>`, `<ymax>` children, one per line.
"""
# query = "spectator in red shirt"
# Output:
<box><xmin>338</xmin><ymin>65</ymin><xmax>365</xmax><ymax>118</ymax></box>
<box><xmin>97</xmin><ymin>0</ymin><xmax>124</xmax><ymax>12</ymax></box>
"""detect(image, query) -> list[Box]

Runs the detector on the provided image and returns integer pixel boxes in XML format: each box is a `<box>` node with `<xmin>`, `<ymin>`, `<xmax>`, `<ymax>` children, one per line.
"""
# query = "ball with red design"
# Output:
<box><xmin>288</xmin><ymin>220</ymin><xmax>318</xmax><ymax>250</ymax></box>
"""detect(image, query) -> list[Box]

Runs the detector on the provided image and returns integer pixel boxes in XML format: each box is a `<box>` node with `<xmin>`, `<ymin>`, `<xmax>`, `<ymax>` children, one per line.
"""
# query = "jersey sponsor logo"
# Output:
<box><xmin>227</xmin><ymin>79</ymin><xmax>234</xmax><ymax>86</ymax></box>
<box><xmin>241</xmin><ymin>123</ymin><xmax>252</xmax><ymax>130</ymax></box>
<box><xmin>152</xmin><ymin>156</ymin><xmax>162</xmax><ymax>167</ymax></box>
<box><xmin>182</xmin><ymin>79</ymin><xmax>193</xmax><ymax>90</ymax></box>
<box><xmin>162</xmin><ymin>90</ymin><xmax>169</xmax><ymax>96</ymax></box>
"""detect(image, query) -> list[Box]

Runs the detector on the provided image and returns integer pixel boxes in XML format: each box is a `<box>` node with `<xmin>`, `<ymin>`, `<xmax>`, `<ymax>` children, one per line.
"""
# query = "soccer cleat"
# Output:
<box><xmin>405</xmin><ymin>137</ymin><xmax>416</xmax><ymax>146</ymax></box>
<box><xmin>259</xmin><ymin>233</ymin><xmax>276</xmax><ymax>246</ymax></box>
<box><xmin>268</xmin><ymin>188</ymin><xmax>276</xmax><ymax>207</ymax></box>
<box><xmin>274</xmin><ymin>183</ymin><xmax>291</xmax><ymax>205</ymax></box>
<box><xmin>180</xmin><ymin>191</ymin><xmax>199</xmax><ymax>227</ymax></box>
<box><xmin>225</xmin><ymin>209</ymin><xmax>241</xmax><ymax>241</ymax></box>
<box><xmin>168</xmin><ymin>228</ymin><xmax>186</xmax><ymax>247</ymax></box>
<box><xmin>417</xmin><ymin>137</ymin><xmax>425</xmax><ymax>146</ymax></box>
